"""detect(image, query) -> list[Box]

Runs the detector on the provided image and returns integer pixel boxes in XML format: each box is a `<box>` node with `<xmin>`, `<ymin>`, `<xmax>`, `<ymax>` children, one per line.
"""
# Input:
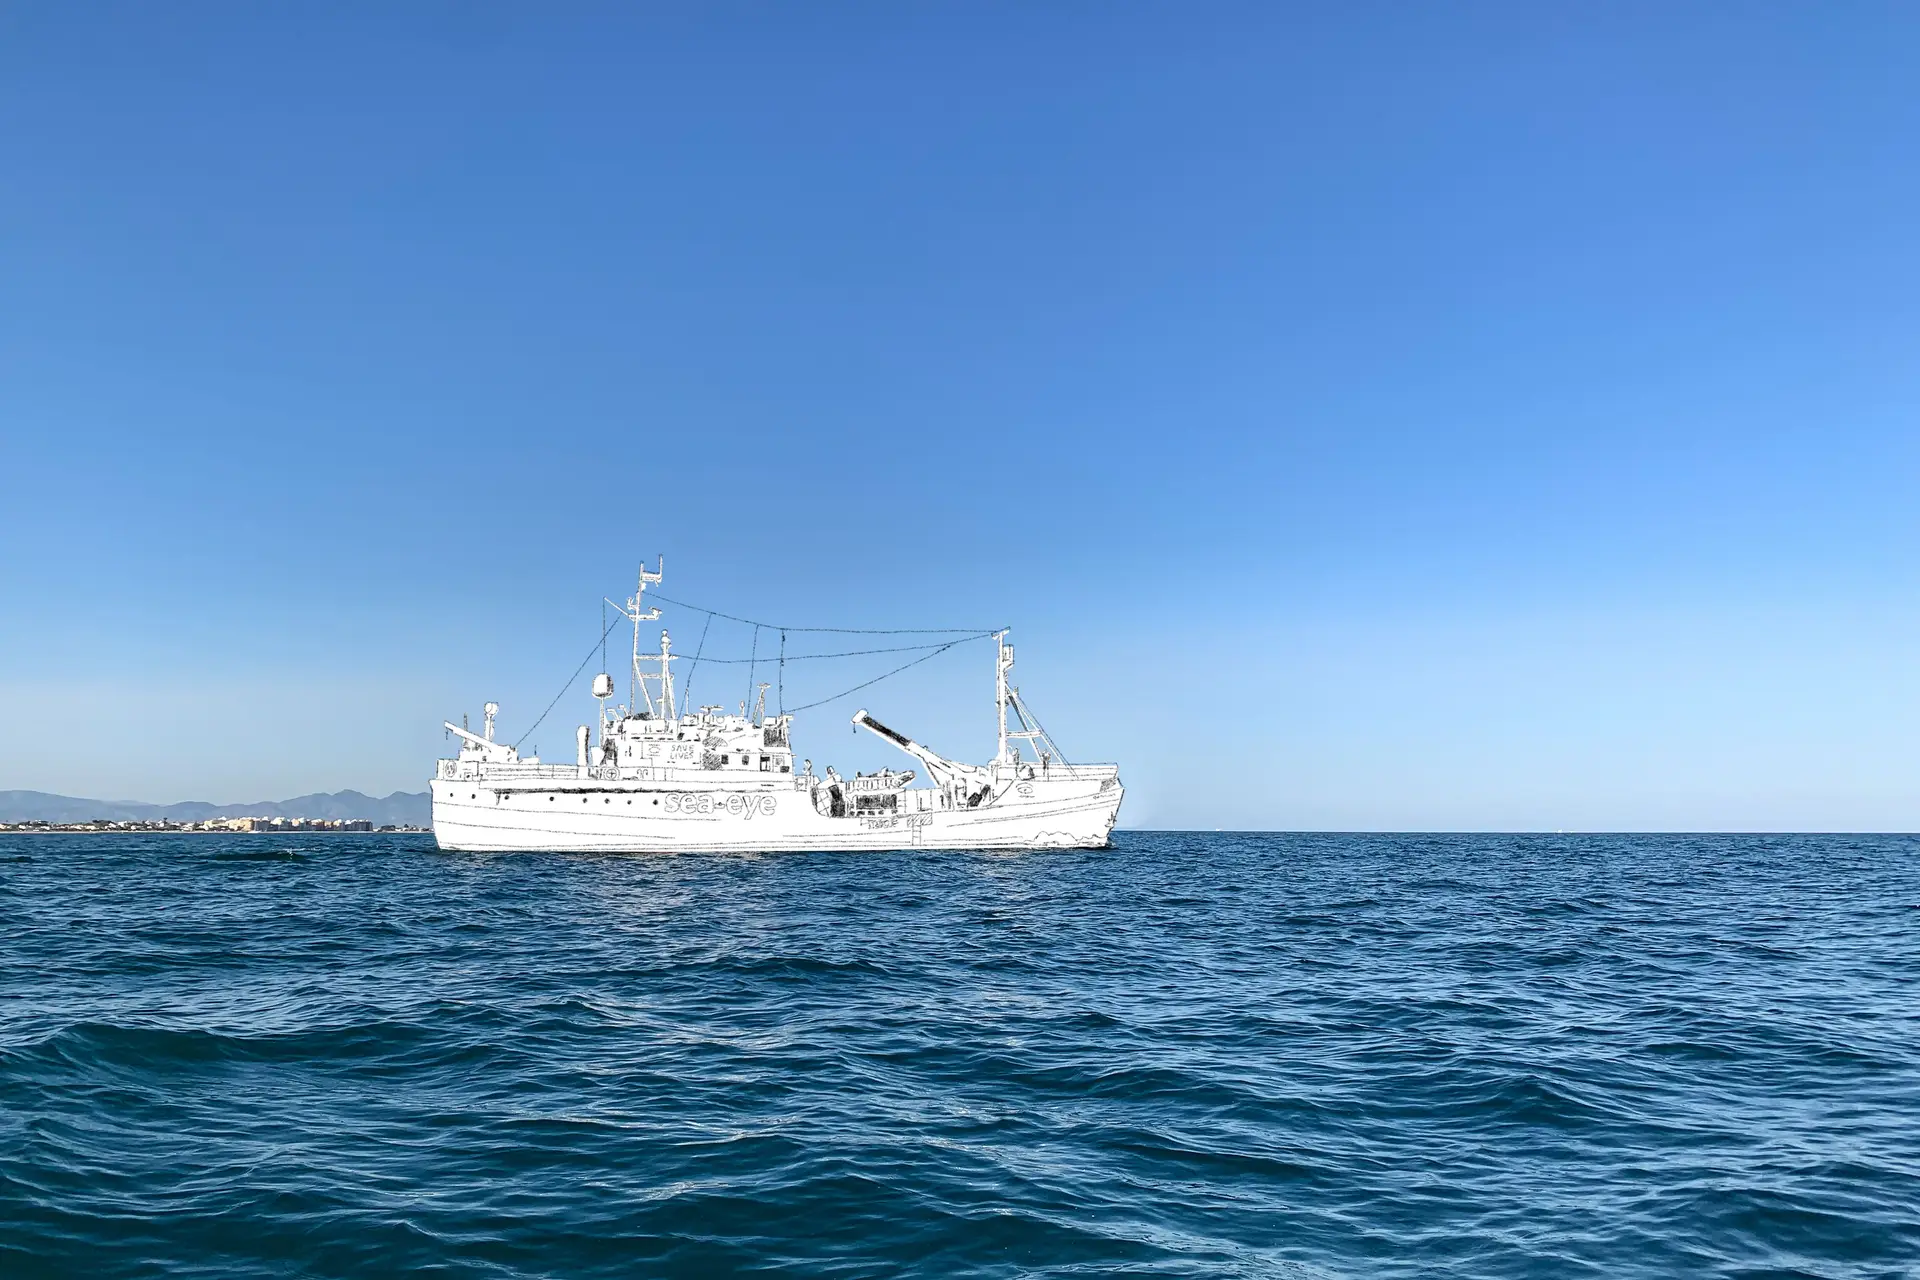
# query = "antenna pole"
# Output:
<box><xmin>661</xmin><ymin>629</ymin><xmax>676</xmax><ymax>721</ymax></box>
<box><xmin>630</xmin><ymin>565</ymin><xmax>642</xmax><ymax>714</ymax></box>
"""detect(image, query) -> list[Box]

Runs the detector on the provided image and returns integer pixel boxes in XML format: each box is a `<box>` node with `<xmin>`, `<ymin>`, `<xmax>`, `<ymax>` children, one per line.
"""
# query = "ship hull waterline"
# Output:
<box><xmin>430</xmin><ymin>776</ymin><xmax>1121</xmax><ymax>853</ymax></box>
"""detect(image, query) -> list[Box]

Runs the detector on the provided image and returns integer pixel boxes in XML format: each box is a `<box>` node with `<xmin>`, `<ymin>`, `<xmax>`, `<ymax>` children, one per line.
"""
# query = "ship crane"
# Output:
<box><xmin>851</xmin><ymin>709</ymin><xmax>995</xmax><ymax>807</ymax></box>
<box><xmin>443</xmin><ymin>702</ymin><xmax>520</xmax><ymax>764</ymax></box>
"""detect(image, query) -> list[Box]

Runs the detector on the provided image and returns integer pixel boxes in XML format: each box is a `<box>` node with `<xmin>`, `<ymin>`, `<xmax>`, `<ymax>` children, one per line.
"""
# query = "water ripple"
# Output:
<box><xmin>1</xmin><ymin>832</ymin><xmax>1916</xmax><ymax>1278</ymax></box>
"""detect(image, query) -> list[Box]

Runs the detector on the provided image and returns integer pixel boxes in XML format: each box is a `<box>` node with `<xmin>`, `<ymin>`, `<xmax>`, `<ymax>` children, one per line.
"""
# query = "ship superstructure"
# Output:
<box><xmin>431</xmin><ymin>561</ymin><xmax>1123</xmax><ymax>852</ymax></box>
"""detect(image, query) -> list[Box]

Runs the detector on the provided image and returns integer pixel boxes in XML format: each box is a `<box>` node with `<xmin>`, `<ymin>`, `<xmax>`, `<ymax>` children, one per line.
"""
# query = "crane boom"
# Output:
<box><xmin>443</xmin><ymin>721</ymin><xmax>519</xmax><ymax>762</ymax></box>
<box><xmin>850</xmin><ymin>709</ymin><xmax>991</xmax><ymax>799</ymax></box>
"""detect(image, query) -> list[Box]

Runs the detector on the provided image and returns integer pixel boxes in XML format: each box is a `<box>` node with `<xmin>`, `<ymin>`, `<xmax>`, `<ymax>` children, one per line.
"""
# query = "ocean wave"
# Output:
<box><xmin>1</xmin><ymin>831</ymin><xmax>1916</xmax><ymax>1278</ymax></box>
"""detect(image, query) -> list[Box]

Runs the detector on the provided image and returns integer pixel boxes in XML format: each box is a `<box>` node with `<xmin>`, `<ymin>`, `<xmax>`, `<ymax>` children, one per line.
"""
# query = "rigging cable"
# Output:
<box><xmin>1015</xmin><ymin>691</ymin><xmax>1073</xmax><ymax>765</ymax></box>
<box><xmin>514</xmin><ymin>611</ymin><xmax>625</xmax><ymax>749</ymax></box>
<box><xmin>515</xmin><ymin>594</ymin><xmax>997</xmax><ymax>745</ymax></box>
<box><xmin>664</xmin><ymin>636</ymin><xmax>993</xmax><ymax>664</ymax></box>
<box><xmin>782</xmin><ymin>634</ymin><xmax>992</xmax><ymax>714</ymax></box>
<box><xmin>744</xmin><ymin>624</ymin><xmax>760</xmax><ymax>717</ymax></box>
<box><xmin>646</xmin><ymin>588</ymin><xmax>989</xmax><ymax>636</ymax></box>
<box><xmin>680</xmin><ymin>611</ymin><xmax>714</xmax><ymax>713</ymax></box>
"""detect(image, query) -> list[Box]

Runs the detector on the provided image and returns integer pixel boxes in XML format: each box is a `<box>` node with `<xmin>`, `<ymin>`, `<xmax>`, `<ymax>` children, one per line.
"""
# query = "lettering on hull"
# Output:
<box><xmin>859</xmin><ymin>812</ymin><xmax>933</xmax><ymax>832</ymax></box>
<box><xmin>662</xmin><ymin>792</ymin><xmax>778</xmax><ymax>819</ymax></box>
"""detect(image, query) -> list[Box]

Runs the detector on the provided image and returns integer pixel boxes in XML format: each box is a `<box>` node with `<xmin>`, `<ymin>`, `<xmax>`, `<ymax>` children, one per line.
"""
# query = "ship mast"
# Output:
<box><xmin>608</xmin><ymin>557</ymin><xmax>663</xmax><ymax>716</ymax></box>
<box><xmin>995</xmin><ymin>630</ymin><xmax>1013</xmax><ymax>763</ymax></box>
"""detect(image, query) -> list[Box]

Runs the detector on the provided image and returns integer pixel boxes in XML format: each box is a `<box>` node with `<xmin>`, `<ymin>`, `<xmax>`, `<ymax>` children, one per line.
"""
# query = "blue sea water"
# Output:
<box><xmin>1</xmin><ymin>832</ymin><xmax>1916</xmax><ymax>1279</ymax></box>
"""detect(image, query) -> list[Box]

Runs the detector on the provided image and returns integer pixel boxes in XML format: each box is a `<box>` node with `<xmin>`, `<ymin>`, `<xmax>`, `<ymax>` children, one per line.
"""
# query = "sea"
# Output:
<box><xmin>1</xmin><ymin>832</ymin><xmax>1915</xmax><ymax>1279</ymax></box>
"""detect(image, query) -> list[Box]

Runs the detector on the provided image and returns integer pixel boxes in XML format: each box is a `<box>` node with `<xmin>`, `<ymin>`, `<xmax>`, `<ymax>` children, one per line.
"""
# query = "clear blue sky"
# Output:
<box><xmin>3</xmin><ymin>4</ymin><xmax>1917</xmax><ymax>829</ymax></box>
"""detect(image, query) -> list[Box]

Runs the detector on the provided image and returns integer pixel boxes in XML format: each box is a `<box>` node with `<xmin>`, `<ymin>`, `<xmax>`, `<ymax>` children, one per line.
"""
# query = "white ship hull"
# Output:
<box><xmin>433</xmin><ymin>561</ymin><xmax>1123</xmax><ymax>855</ymax></box>
<box><xmin>430</xmin><ymin>771</ymin><xmax>1121</xmax><ymax>853</ymax></box>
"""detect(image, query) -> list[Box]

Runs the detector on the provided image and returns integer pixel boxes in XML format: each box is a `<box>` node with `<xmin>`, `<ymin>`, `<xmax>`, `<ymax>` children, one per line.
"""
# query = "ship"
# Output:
<box><xmin>431</xmin><ymin>561</ymin><xmax>1124</xmax><ymax>852</ymax></box>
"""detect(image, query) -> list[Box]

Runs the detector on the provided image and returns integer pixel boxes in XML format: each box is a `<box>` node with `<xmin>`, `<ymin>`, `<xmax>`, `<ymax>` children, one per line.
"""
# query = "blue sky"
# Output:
<box><xmin>2</xmin><ymin>4</ymin><xmax>1917</xmax><ymax>828</ymax></box>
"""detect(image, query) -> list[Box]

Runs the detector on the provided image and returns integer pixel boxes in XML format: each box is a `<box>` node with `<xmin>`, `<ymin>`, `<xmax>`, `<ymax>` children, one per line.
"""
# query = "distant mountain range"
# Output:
<box><xmin>0</xmin><ymin>789</ymin><xmax>431</xmax><ymax>827</ymax></box>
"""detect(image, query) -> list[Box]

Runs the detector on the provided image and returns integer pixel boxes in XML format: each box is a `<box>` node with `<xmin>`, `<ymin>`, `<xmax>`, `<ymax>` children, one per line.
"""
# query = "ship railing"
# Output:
<box><xmin>461</xmin><ymin>762</ymin><xmax>624</xmax><ymax>782</ymax></box>
<box><xmin>1027</xmin><ymin>761</ymin><xmax>1120</xmax><ymax>780</ymax></box>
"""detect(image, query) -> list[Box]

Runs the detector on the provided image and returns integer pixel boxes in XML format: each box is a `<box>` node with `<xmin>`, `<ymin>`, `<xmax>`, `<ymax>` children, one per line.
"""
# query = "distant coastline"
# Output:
<box><xmin>3</xmin><ymin>820</ymin><xmax>429</xmax><ymax>834</ymax></box>
<box><xmin>0</xmin><ymin>789</ymin><xmax>430</xmax><ymax>828</ymax></box>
